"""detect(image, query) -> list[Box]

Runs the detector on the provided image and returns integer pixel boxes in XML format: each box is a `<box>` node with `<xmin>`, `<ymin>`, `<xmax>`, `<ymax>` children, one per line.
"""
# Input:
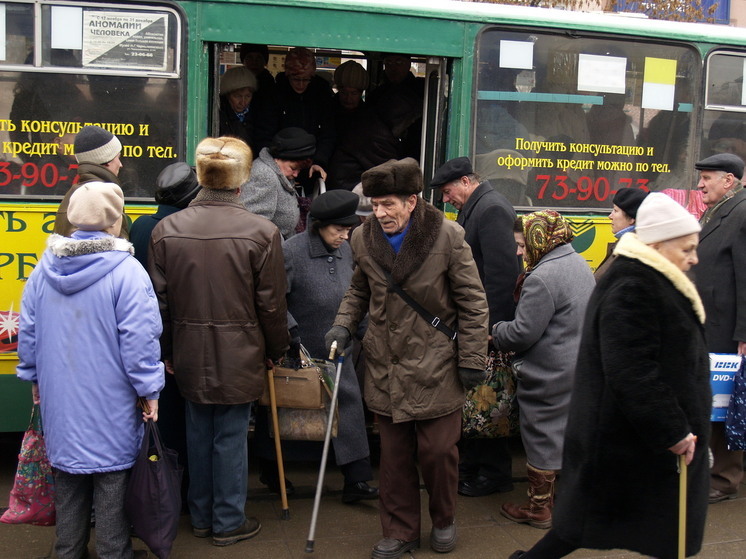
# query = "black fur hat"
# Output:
<box><xmin>361</xmin><ymin>158</ymin><xmax>423</xmax><ymax>198</ymax></box>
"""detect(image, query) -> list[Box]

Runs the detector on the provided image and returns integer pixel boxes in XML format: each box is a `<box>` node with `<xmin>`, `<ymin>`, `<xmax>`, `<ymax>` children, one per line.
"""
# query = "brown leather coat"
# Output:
<box><xmin>149</xmin><ymin>198</ymin><xmax>289</xmax><ymax>405</ymax></box>
<box><xmin>334</xmin><ymin>198</ymin><xmax>488</xmax><ymax>422</ymax></box>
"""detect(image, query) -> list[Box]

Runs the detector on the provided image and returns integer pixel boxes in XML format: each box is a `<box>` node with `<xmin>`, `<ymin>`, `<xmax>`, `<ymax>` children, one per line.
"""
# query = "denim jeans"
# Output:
<box><xmin>54</xmin><ymin>469</ymin><xmax>132</xmax><ymax>559</ymax></box>
<box><xmin>185</xmin><ymin>401</ymin><xmax>251</xmax><ymax>534</ymax></box>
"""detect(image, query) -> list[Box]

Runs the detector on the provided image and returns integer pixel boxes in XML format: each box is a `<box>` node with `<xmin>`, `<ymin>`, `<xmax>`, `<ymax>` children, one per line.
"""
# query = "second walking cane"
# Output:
<box><xmin>305</xmin><ymin>341</ymin><xmax>343</xmax><ymax>553</ymax></box>
<box><xmin>267</xmin><ymin>363</ymin><xmax>290</xmax><ymax>520</ymax></box>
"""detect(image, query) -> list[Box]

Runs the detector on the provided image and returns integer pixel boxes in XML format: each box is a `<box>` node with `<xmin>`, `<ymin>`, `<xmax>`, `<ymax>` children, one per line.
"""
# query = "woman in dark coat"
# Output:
<box><xmin>255</xmin><ymin>190</ymin><xmax>377</xmax><ymax>503</ymax></box>
<box><xmin>511</xmin><ymin>193</ymin><xmax>711</xmax><ymax>559</ymax></box>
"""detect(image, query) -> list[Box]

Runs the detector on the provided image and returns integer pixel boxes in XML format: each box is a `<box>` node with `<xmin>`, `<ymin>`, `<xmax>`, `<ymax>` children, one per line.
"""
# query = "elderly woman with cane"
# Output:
<box><xmin>510</xmin><ymin>193</ymin><xmax>711</xmax><ymax>559</ymax></box>
<box><xmin>254</xmin><ymin>190</ymin><xmax>378</xmax><ymax>503</ymax></box>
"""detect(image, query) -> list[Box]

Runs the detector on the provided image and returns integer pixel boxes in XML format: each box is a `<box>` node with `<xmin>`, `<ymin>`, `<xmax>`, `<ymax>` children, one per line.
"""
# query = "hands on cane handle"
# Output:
<box><xmin>329</xmin><ymin>340</ymin><xmax>338</xmax><ymax>360</ymax></box>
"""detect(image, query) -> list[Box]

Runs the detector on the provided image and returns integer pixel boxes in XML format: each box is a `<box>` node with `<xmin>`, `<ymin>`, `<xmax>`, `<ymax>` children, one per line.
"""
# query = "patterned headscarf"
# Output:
<box><xmin>520</xmin><ymin>210</ymin><xmax>574</xmax><ymax>272</ymax></box>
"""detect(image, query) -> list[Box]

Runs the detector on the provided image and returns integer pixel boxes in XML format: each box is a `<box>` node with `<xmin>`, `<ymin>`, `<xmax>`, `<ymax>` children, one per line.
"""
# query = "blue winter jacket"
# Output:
<box><xmin>17</xmin><ymin>231</ymin><xmax>164</xmax><ymax>474</ymax></box>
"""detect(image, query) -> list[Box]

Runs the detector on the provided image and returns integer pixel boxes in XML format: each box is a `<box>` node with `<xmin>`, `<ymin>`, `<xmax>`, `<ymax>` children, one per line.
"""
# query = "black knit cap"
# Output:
<box><xmin>430</xmin><ymin>156</ymin><xmax>473</xmax><ymax>188</ymax></box>
<box><xmin>269</xmin><ymin>127</ymin><xmax>316</xmax><ymax>161</ymax></box>
<box><xmin>310</xmin><ymin>190</ymin><xmax>360</xmax><ymax>227</ymax></box>
<box><xmin>612</xmin><ymin>188</ymin><xmax>647</xmax><ymax>219</ymax></box>
<box><xmin>695</xmin><ymin>153</ymin><xmax>745</xmax><ymax>180</ymax></box>
<box><xmin>155</xmin><ymin>162</ymin><xmax>201</xmax><ymax>209</ymax></box>
<box><xmin>239</xmin><ymin>43</ymin><xmax>269</xmax><ymax>64</ymax></box>
<box><xmin>74</xmin><ymin>125</ymin><xmax>122</xmax><ymax>165</ymax></box>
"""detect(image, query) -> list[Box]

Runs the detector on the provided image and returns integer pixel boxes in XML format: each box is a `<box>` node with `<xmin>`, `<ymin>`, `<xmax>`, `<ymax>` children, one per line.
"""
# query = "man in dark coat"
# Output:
<box><xmin>432</xmin><ymin>156</ymin><xmax>519</xmax><ymax>497</ymax></box>
<box><xmin>129</xmin><ymin>162</ymin><xmax>200</xmax><ymax>268</ymax></box>
<box><xmin>253</xmin><ymin>47</ymin><xmax>335</xmax><ymax>178</ymax></box>
<box><xmin>693</xmin><ymin>152</ymin><xmax>746</xmax><ymax>503</ymax></box>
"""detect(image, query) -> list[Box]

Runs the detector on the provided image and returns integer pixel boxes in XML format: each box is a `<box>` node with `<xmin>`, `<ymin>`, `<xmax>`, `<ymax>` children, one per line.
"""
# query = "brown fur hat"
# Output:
<box><xmin>361</xmin><ymin>158</ymin><xmax>423</xmax><ymax>198</ymax></box>
<box><xmin>195</xmin><ymin>137</ymin><xmax>253</xmax><ymax>190</ymax></box>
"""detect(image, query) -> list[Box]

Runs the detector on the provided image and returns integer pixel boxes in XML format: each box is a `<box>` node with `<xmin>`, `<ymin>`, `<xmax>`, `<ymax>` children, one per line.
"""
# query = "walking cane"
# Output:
<box><xmin>678</xmin><ymin>454</ymin><xmax>687</xmax><ymax>559</ymax></box>
<box><xmin>267</xmin><ymin>363</ymin><xmax>290</xmax><ymax>520</ymax></box>
<box><xmin>305</xmin><ymin>341</ymin><xmax>343</xmax><ymax>553</ymax></box>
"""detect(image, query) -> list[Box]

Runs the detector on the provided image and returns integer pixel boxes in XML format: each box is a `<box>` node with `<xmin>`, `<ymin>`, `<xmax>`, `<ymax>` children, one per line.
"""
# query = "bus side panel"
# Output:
<box><xmin>0</xmin><ymin>203</ymin><xmax>156</xmax><ymax>432</ymax></box>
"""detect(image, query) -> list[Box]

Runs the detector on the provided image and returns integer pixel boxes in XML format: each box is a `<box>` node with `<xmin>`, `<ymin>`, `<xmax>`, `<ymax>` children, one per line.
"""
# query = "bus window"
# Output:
<box><xmin>474</xmin><ymin>28</ymin><xmax>700</xmax><ymax>208</ymax></box>
<box><xmin>702</xmin><ymin>52</ymin><xmax>746</xmax><ymax>165</ymax></box>
<box><xmin>0</xmin><ymin>2</ymin><xmax>183</xmax><ymax>199</ymax></box>
<box><xmin>3</xmin><ymin>3</ymin><xmax>34</xmax><ymax>65</ymax></box>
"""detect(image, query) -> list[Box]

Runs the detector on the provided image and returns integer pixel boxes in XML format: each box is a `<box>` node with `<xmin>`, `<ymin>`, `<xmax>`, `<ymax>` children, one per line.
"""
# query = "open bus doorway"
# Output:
<box><xmin>208</xmin><ymin>43</ymin><xmax>449</xmax><ymax>199</ymax></box>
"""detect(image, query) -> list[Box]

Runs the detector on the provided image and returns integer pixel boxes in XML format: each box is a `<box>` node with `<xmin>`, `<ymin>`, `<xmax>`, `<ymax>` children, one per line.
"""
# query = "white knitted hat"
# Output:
<box><xmin>635</xmin><ymin>193</ymin><xmax>701</xmax><ymax>244</ymax></box>
<box><xmin>68</xmin><ymin>182</ymin><xmax>124</xmax><ymax>231</ymax></box>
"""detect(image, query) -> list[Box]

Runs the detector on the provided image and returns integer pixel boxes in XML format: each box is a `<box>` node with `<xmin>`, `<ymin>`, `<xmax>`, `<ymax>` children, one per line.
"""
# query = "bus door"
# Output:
<box><xmin>421</xmin><ymin>56</ymin><xmax>450</xmax><ymax>202</ymax></box>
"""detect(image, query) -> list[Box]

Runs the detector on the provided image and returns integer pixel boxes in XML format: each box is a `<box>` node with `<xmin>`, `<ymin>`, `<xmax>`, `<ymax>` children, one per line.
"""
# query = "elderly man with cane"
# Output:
<box><xmin>325</xmin><ymin>158</ymin><xmax>488</xmax><ymax>559</ymax></box>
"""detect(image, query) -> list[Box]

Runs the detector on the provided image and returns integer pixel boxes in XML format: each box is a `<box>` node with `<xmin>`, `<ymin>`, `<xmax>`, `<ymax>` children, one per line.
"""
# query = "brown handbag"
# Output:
<box><xmin>269</xmin><ymin>364</ymin><xmax>339</xmax><ymax>441</ymax></box>
<box><xmin>259</xmin><ymin>346</ymin><xmax>324</xmax><ymax>409</ymax></box>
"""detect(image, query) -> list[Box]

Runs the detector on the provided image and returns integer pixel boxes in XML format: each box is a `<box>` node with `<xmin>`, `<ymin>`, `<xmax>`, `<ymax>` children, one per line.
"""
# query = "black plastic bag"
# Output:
<box><xmin>725</xmin><ymin>356</ymin><xmax>746</xmax><ymax>450</ymax></box>
<box><xmin>125</xmin><ymin>420</ymin><xmax>183</xmax><ymax>559</ymax></box>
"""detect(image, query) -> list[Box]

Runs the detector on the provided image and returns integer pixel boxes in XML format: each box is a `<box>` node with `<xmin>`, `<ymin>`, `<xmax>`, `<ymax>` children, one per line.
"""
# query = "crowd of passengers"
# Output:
<box><xmin>11</xmin><ymin>43</ymin><xmax>746</xmax><ymax>559</ymax></box>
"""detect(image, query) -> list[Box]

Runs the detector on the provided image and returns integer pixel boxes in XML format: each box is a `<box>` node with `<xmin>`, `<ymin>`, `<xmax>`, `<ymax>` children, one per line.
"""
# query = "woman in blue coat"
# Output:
<box><xmin>16</xmin><ymin>182</ymin><xmax>164</xmax><ymax>559</ymax></box>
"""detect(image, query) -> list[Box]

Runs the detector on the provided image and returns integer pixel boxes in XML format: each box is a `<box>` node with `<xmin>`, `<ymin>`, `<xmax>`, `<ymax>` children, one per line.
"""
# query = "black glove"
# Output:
<box><xmin>324</xmin><ymin>325</ymin><xmax>350</xmax><ymax>357</ymax></box>
<box><xmin>288</xmin><ymin>326</ymin><xmax>301</xmax><ymax>360</ymax></box>
<box><xmin>458</xmin><ymin>367</ymin><xmax>487</xmax><ymax>391</ymax></box>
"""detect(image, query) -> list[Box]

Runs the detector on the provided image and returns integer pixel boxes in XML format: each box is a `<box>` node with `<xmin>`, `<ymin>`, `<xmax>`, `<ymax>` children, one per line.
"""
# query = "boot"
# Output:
<box><xmin>500</xmin><ymin>463</ymin><xmax>556</xmax><ymax>529</ymax></box>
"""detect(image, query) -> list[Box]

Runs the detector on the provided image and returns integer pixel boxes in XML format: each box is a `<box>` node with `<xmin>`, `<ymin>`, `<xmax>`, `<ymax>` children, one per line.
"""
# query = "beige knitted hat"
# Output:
<box><xmin>68</xmin><ymin>182</ymin><xmax>124</xmax><ymax>231</ymax></box>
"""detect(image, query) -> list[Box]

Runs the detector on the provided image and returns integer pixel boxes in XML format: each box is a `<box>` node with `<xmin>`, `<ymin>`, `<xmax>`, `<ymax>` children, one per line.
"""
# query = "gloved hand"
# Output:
<box><xmin>458</xmin><ymin>367</ymin><xmax>487</xmax><ymax>391</ymax></box>
<box><xmin>325</xmin><ymin>325</ymin><xmax>350</xmax><ymax>357</ymax></box>
<box><xmin>288</xmin><ymin>326</ymin><xmax>301</xmax><ymax>360</ymax></box>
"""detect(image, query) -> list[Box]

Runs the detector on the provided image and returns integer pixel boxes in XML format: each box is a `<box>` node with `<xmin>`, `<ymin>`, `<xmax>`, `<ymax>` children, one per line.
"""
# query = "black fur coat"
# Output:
<box><xmin>553</xmin><ymin>233</ymin><xmax>711</xmax><ymax>559</ymax></box>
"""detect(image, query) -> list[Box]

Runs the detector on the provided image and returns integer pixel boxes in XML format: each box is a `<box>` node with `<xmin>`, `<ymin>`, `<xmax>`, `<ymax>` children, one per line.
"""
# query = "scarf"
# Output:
<box><xmin>514</xmin><ymin>210</ymin><xmax>573</xmax><ymax>302</ymax></box>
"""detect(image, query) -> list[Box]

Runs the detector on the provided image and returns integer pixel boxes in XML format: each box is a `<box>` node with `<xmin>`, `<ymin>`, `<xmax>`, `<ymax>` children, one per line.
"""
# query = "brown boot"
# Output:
<box><xmin>500</xmin><ymin>463</ymin><xmax>556</xmax><ymax>529</ymax></box>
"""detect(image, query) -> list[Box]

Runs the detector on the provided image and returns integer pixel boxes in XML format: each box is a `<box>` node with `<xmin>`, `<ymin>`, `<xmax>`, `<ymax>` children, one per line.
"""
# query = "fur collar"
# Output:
<box><xmin>614</xmin><ymin>233</ymin><xmax>704</xmax><ymax>323</ymax></box>
<box><xmin>362</xmin><ymin>197</ymin><xmax>443</xmax><ymax>284</ymax></box>
<box><xmin>47</xmin><ymin>233</ymin><xmax>134</xmax><ymax>257</ymax></box>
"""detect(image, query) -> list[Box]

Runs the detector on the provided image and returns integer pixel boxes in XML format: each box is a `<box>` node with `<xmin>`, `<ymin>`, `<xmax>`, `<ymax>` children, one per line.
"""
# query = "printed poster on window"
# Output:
<box><xmin>82</xmin><ymin>11</ymin><xmax>167</xmax><ymax>71</ymax></box>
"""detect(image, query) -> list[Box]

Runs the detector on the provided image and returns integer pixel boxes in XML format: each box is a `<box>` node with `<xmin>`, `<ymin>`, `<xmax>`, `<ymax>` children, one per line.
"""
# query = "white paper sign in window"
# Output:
<box><xmin>82</xmin><ymin>11</ymin><xmax>168</xmax><ymax>71</ymax></box>
<box><xmin>52</xmin><ymin>6</ymin><xmax>83</xmax><ymax>50</ymax></box>
<box><xmin>499</xmin><ymin>40</ymin><xmax>534</xmax><ymax>70</ymax></box>
<box><xmin>0</xmin><ymin>4</ymin><xmax>6</xmax><ymax>61</ymax></box>
<box><xmin>577</xmin><ymin>54</ymin><xmax>627</xmax><ymax>95</ymax></box>
<box><xmin>642</xmin><ymin>57</ymin><xmax>677</xmax><ymax>111</ymax></box>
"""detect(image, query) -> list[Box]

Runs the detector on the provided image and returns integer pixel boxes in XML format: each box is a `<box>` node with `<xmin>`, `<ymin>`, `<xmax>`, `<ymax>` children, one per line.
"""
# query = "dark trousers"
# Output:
<box><xmin>459</xmin><ymin>437</ymin><xmax>513</xmax><ymax>481</ymax></box>
<box><xmin>710</xmin><ymin>421</ymin><xmax>744</xmax><ymax>494</ymax></box>
<box><xmin>377</xmin><ymin>410</ymin><xmax>461</xmax><ymax>542</ymax></box>
<box><xmin>54</xmin><ymin>469</ymin><xmax>132</xmax><ymax>559</ymax></box>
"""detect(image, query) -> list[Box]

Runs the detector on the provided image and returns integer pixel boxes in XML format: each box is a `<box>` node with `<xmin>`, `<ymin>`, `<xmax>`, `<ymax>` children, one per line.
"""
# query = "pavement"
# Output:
<box><xmin>2</xmin><ymin>434</ymin><xmax>746</xmax><ymax>559</ymax></box>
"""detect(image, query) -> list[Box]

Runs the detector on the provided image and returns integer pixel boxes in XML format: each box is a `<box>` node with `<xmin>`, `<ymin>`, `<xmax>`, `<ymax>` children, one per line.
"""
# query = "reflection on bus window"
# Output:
<box><xmin>1</xmin><ymin>72</ymin><xmax>182</xmax><ymax>198</ymax></box>
<box><xmin>474</xmin><ymin>28</ymin><xmax>700</xmax><ymax>209</ymax></box>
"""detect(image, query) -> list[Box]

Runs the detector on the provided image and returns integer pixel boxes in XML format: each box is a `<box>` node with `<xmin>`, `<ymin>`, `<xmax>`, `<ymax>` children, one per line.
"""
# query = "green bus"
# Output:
<box><xmin>1</xmin><ymin>0</ymin><xmax>744</xmax><ymax>429</ymax></box>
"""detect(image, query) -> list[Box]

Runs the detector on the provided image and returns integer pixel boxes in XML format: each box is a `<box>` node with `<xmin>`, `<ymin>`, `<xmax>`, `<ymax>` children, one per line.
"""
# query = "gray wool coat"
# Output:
<box><xmin>240</xmin><ymin>147</ymin><xmax>300</xmax><ymax>239</ymax></box>
<box><xmin>492</xmin><ymin>243</ymin><xmax>595</xmax><ymax>470</ymax></box>
<box><xmin>283</xmin><ymin>230</ymin><xmax>369</xmax><ymax>465</ymax></box>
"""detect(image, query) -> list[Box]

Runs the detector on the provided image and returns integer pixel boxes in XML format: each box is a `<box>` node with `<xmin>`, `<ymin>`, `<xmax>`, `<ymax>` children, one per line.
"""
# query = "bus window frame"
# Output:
<box><xmin>471</xmin><ymin>24</ymin><xmax>704</xmax><ymax>213</ymax></box>
<box><xmin>704</xmin><ymin>49</ymin><xmax>746</xmax><ymax>113</ymax></box>
<box><xmin>0</xmin><ymin>0</ymin><xmax>183</xmax><ymax>78</ymax></box>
